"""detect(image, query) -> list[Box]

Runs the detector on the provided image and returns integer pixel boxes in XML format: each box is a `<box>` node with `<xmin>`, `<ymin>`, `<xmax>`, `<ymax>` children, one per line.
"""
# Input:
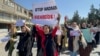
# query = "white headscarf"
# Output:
<box><xmin>72</xmin><ymin>26</ymin><xmax>87</xmax><ymax>52</ymax></box>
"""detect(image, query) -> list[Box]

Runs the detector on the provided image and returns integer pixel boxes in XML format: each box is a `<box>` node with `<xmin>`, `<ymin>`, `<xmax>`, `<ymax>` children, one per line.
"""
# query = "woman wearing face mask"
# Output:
<box><xmin>11</xmin><ymin>24</ymin><xmax>33</xmax><ymax>56</ymax></box>
<box><xmin>64</xmin><ymin>16</ymin><xmax>87</xmax><ymax>56</ymax></box>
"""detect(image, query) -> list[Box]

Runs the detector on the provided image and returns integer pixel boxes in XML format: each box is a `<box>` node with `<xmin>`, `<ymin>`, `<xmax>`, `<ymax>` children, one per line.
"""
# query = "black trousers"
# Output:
<box><xmin>94</xmin><ymin>32</ymin><xmax>100</xmax><ymax>45</ymax></box>
<box><xmin>18</xmin><ymin>50</ymin><xmax>32</xmax><ymax>56</ymax></box>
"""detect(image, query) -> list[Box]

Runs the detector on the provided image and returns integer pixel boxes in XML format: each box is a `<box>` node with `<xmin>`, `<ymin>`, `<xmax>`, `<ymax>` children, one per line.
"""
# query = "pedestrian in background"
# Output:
<box><xmin>79</xmin><ymin>22</ymin><xmax>92</xmax><ymax>56</ymax></box>
<box><xmin>5</xmin><ymin>24</ymin><xmax>17</xmax><ymax>56</ymax></box>
<box><xmin>55</xmin><ymin>25</ymin><xmax>63</xmax><ymax>54</ymax></box>
<box><xmin>64</xmin><ymin>17</ymin><xmax>87</xmax><ymax>56</ymax></box>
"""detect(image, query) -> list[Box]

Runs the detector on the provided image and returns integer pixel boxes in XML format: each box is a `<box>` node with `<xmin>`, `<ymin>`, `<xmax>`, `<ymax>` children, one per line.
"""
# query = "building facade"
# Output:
<box><xmin>0</xmin><ymin>0</ymin><xmax>33</xmax><ymax>28</ymax></box>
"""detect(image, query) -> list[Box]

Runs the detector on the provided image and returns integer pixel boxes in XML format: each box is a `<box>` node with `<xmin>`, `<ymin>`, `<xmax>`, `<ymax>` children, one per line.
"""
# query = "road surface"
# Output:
<box><xmin>0</xmin><ymin>32</ymin><xmax>100</xmax><ymax>56</ymax></box>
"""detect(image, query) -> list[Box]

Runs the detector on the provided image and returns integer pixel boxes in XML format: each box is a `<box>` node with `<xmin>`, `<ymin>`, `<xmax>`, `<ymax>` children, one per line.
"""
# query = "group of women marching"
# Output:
<box><xmin>5</xmin><ymin>14</ymin><xmax>100</xmax><ymax>56</ymax></box>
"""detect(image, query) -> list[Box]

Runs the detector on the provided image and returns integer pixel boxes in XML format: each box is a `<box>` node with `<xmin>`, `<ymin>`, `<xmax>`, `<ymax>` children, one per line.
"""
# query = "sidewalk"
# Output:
<box><xmin>0</xmin><ymin>32</ymin><xmax>8</xmax><ymax>37</ymax></box>
<box><xmin>0</xmin><ymin>29</ymin><xmax>8</xmax><ymax>37</ymax></box>
<box><xmin>0</xmin><ymin>31</ymin><xmax>100</xmax><ymax>56</ymax></box>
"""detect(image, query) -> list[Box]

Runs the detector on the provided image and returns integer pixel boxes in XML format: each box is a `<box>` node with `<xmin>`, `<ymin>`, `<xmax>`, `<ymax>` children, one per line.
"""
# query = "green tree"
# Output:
<box><xmin>80</xmin><ymin>17</ymin><xmax>87</xmax><ymax>24</ymax></box>
<box><xmin>72</xmin><ymin>10</ymin><xmax>81</xmax><ymax>24</ymax></box>
<box><xmin>96</xmin><ymin>5</ymin><xmax>100</xmax><ymax>21</ymax></box>
<box><xmin>88</xmin><ymin>4</ymin><xmax>96</xmax><ymax>24</ymax></box>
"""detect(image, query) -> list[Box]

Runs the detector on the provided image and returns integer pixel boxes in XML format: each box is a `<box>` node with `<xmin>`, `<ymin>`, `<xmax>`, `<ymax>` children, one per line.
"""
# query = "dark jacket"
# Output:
<box><xmin>64</xmin><ymin>24</ymin><xmax>74</xmax><ymax>51</ymax></box>
<box><xmin>16</xmin><ymin>32</ymin><xmax>34</xmax><ymax>56</ymax></box>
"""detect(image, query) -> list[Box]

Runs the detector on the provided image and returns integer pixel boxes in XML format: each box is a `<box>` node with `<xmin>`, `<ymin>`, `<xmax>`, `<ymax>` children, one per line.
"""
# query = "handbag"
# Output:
<box><xmin>78</xmin><ymin>40</ymin><xmax>83</xmax><ymax>47</ymax></box>
<box><xmin>5</xmin><ymin>41</ymin><xmax>10</xmax><ymax>51</ymax></box>
<box><xmin>78</xmin><ymin>35</ymin><xmax>83</xmax><ymax>47</ymax></box>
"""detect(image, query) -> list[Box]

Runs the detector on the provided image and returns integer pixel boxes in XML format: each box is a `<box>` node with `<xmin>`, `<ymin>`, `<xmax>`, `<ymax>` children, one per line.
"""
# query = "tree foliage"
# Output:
<box><xmin>72</xmin><ymin>10</ymin><xmax>81</xmax><ymax>24</ymax></box>
<box><xmin>70</xmin><ymin>4</ymin><xmax>100</xmax><ymax>25</ymax></box>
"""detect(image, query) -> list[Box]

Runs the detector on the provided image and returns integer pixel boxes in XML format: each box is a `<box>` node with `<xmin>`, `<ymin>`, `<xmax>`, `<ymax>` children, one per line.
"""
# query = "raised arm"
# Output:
<box><xmin>10</xmin><ymin>24</ymin><xmax>17</xmax><ymax>34</ymax></box>
<box><xmin>35</xmin><ymin>25</ymin><xmax>44</xmax><ymax>35</ymax></box>
<box><xmin>24</xmin><ymin>24</ymin><xmax>30</xmax><ymax>32</ymax></box>
<box><xmin>64</xmin><ymin>16</ymin><xmax>71</xmax><ymax>30</ymax></box>
<box><xmin>9</xmin><ymin>24</ymin><xmax>18</xmax><ymax>41</ymax></box>
<box><xmin>51</xmin><ymin>14</ymin><xmax>61</xmax><ymax>37</ymax></box>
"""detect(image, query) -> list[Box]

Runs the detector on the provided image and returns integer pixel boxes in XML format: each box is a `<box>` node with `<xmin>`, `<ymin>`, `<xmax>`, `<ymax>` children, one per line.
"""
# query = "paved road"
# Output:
<box><xmin>0</xmin><ymin>42</ymin><xmax>100</xmax><ymax>56</ymax></box>
<box><xmin>0</xmin><ymin>32</ymin><xmax>100</xmax><ymax>56</ymax></box>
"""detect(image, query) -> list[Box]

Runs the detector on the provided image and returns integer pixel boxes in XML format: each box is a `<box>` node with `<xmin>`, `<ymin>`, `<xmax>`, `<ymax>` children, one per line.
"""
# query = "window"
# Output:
<box><xmin>4</xmin><ymin>0</ymin><xmax>8</xmax><ymax>4</ymax></box>
<box><xmin>29</xmin><ymin>12</ymin><xmax>33</xmax><ymax>18</ymax></box>
<box><xmin>13</xmin><ymin>15</ymin><xmax>17</xmax><ymax>21</ymax></box>
<box><xmin>3</xmin><ymin>13</ymin><xmax>11</xmax><ymax>20</ymax></box>
<box><xmin>4</xmin><ymin>0</ymin><xmax>14</xmax><ymax>7</ymax></box>
<box><xmin>17</xmin><ymin>6</ymin><xmax>22</xmax><ymax>12</ymax></box>
<box><xmin>0</xmin><ymin>12</ymin><xmax>3</xmax><ymax>18</ymax></box>
<box><xmin>10</xmin><ymin>1</ymin><xmax>14</xmax><ymax>7</ymax></box>
<box><xmin>24</xmin><ymin>10</ymin><xmax>27</xmax><ymax>15</ymax></box>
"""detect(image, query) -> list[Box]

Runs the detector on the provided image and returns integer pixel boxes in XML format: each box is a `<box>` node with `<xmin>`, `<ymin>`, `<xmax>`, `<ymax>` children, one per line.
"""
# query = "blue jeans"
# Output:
<box><xmin>70</xmin><ymin>51</ymin><xmax>77</xmax><ymax>56</ymax></box>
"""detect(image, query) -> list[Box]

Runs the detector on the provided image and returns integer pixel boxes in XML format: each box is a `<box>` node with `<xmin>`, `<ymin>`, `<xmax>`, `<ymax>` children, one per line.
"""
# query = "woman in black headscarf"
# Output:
<box><xmin>11</xmin><ymin>24</ymin><xmax>34</xmax><ymax>56</ymax></box>
<box><xmin>34</xmin><ymin>24</ymin><xmax>59</xmax><ymax>56</ymax></box>
<box><xmin>31</xmin><ymin>25</ymin><xmax>42</xmax><ymax>56</ymax></box>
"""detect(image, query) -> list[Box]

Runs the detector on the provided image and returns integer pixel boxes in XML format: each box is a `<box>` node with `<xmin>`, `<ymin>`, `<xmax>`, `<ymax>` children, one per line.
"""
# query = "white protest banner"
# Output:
<box><xmin>70</xmin><ymin>30</ymin><xmax>80</xmax><ymax>37</ymax></box>
<box><xmin>16</xmin><ymin>20</ymin><xmax>25</xmax><ymax>26</ymax></box>
<box><xmin>32</xmin><ymin>1</ymin><xmax>59</xmax><ymax>26</ymax></box>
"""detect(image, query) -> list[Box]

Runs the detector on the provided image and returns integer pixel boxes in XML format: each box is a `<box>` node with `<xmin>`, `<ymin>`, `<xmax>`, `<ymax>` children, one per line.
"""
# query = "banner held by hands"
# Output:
<box><xmin>32</xmin><ymin>1</ymin><xmax>59</xmax><ymax>26</ymax></box>
<box><xmin>16</xmin><ymin>20</ymin><xmax>25</xmax><ymax>26</ymax></box>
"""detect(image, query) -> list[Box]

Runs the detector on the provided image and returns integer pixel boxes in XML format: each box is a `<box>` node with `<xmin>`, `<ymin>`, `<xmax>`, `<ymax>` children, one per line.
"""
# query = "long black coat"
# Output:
<box><xmin>17</xmin><ymin>32</ymin><xmax>34</xmax><ymax>56</ymax></box>
<box><xmin>94</xmin><ymin>32</ymin><xmax>100</xmax><ymax>45</ymax></box>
